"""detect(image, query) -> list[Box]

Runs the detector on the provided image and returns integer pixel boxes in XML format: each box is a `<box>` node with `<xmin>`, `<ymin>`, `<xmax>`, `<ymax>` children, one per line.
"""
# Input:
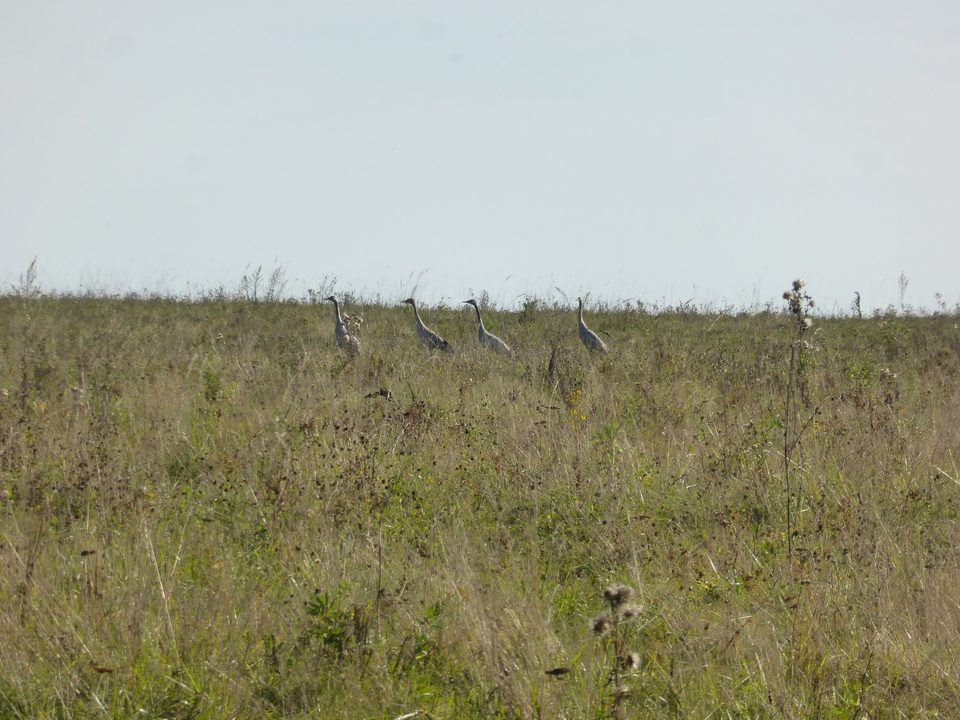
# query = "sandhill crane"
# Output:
<box><xmin>324</xmin><ymin>296</ymin><xmax>360</xmax><ymax>354</ymax></box>
<box><xmin>403</xmin><ymin>298</ymin><xmax>452</xmax><ymax>352</ymax></box>
<box><xmin>577</xmin><ymin>296</ymin><xmax>608</xmax><ymax>353</ymax></box>
<box><xmin>463</xmin><ymin>299</ymin><xmax>513</xmax><ymax>355</ymax></box>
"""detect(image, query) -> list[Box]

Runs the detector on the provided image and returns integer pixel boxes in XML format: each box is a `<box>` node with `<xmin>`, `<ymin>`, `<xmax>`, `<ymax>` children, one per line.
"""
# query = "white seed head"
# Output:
<box><xmin>603</xmin><ymin>584</ymin><xmax>634</xmax><ymax>609</ymax></box>
<box><xmin>591</xmin><ymin>614</ymin><xmax>612</xmax><ymax>636</ymax></box>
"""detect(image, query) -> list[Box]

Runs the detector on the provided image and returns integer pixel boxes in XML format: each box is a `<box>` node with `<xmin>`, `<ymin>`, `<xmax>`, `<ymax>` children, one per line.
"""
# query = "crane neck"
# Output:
<box><xmin>410</xmin><ymin>301</ymin><xmax>425</xmax><ymax>328</ymax></box>
<box><xmin>578</xmin><ymin>300</ymin><xmax>585</xmax><ymax>325</ymax></box>
<box><xmin>471</xmin><ymin>303</ymin><xmax>484</xmax><ymax>327</ymax></box>
<box><xmin>331</xmin><ymin>299</ymin><xmax>344</xmax><ymax>325</ymax></box>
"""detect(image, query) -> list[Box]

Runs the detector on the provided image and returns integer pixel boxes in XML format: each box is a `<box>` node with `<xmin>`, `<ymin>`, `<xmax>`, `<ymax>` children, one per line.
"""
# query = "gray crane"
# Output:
<box><xmin>324</xmin><ymin>296</ymin><xmax>361</xmax><ymax>354</ymax></box>
<box><xmin>403</xmin><ymin>298</ymin><xmax>452</xmax><ymax>352</ymax></box>
<box><xmin>577</xmin><ymin>296</ymin><xmax>608</xmax><ymax>353</ymax></box>
<box><xmin>463</xmin><ymin>299</ymin><xmax>513</xmax><ymax>355</ymax></box>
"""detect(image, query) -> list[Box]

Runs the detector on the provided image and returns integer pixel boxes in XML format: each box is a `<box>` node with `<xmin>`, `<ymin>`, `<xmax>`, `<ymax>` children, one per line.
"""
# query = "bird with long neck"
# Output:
<box><xmin>577</xmin><ymin>296</ymin><xmax>608</xmax><ymax>353</ymax></box>
<box><xmin>324</xmin><ymin>295</ymin><xmax>360</xmax><ymax>354</ymax></box>
<box><xmin>463</xmin><ymin>299</ymin><xmax>513</xmax><ymax>355</ymax></box>
<box><xmin>403</xmin><ymin>298</ymin><xmax>452</xmax><ymax>352</ymax></box>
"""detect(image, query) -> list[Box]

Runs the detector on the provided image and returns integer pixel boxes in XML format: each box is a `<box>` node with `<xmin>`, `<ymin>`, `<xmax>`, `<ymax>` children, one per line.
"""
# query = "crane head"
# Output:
<box><xmin>324</xmin><ymin>295</ymin><xmax>337</xmax><ymax>303</ymax></box>
<box><xmin>402</xmin><ymin>298</ymin><xmax>415</xmax><ymax>306</ymax></box>
<box><xmin>462</xmin><ymin>299</ymin><xmax>478</xmax><ymax>307</ymax></box>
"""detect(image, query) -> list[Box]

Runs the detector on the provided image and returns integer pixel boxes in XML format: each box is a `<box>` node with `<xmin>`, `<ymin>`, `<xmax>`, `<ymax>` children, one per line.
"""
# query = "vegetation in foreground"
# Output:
<box><xmin>1</xmin><ymin>291</ymin><xmax>959</xmax><ymax>718</ymax></box>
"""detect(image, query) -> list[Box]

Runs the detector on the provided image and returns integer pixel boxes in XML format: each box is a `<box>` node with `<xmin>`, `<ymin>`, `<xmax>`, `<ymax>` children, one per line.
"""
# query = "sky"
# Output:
<box><xmin>2</xmin><ymin>1</ymin><xmax>959</xmax><ymax>312</ymax></box>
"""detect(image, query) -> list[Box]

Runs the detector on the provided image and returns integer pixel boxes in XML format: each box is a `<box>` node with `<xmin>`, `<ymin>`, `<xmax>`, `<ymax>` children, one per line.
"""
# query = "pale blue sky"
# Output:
<box><xmin>2</xmin><ymin>2</ymin><xmax>958</xmax><ymax>311</ymax></box>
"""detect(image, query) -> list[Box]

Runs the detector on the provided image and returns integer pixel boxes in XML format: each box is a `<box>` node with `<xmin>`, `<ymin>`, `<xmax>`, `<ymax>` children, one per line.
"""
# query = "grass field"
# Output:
<box><xmin>1</xmin><ymin>292</ymin><xmax>959</xmax><ymax>718</ymax></box>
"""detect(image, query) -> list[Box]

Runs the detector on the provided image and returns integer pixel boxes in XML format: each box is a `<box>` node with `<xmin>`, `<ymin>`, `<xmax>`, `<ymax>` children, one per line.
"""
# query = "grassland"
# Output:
<box><xmin>1</xmin><ymin>293</ymin><xmax>959</xmax><ymax>718</ymax></box>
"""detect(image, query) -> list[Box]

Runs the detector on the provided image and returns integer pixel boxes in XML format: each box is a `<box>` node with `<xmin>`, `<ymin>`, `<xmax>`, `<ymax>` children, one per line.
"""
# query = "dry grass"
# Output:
<box><xmin>1</xmin><ymin>294</ymin><xmax>959</xmax><ymax>718</ymax></box>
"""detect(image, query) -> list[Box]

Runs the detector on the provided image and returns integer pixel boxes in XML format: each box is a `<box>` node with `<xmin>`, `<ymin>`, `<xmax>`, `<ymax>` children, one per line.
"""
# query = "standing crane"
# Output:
<box><xmin>403</xmin><ymin>298</ymin><xmax>452</xmax><ymax>352</ymax></box>
<box><xmin>324</xmin><ymin>296</ymin><xmax>361</xmax><ymax>355</ymax></box>
<box><xmin>463</xmin><ymin>299</ymin><xmax>513</xmax><ymax>355</ymax></box>
<box><xmin>577</xmin><ymin>296</ymin><xmax>608</xmax><ymax>353</ymax></box>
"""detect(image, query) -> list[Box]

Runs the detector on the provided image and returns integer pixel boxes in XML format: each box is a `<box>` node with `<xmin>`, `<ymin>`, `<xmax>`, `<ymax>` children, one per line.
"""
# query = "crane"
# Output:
<box><xmin>324</xmin><ymin>296</ymin><xmax>361</xmax><ymax>354</ymax></box>
<box><xmin>577</xmin><ymin>296</ymin><xmax>608</xmax><ymax>353</ymax></box>
<box><xmin>463</xmin><ymin>299</ymin><xmax>513</xmax><ymax>355</ymax></box>
<box><xmin>403</xmin><ymin>298</ymin><xmax>452</xmax><ymax>352</ymax></box>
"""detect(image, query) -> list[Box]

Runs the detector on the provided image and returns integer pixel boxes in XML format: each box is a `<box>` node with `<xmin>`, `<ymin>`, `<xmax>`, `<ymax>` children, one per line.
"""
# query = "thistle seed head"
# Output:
<box><xmin>591</xmin><ymin>614</ymin><xmax>612</xmax><ymax>636</ymax></box>
<box><xmin>603</xmin><ymin>584</ymin><xmax>634</xmax><ymax>609</ymax></box>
